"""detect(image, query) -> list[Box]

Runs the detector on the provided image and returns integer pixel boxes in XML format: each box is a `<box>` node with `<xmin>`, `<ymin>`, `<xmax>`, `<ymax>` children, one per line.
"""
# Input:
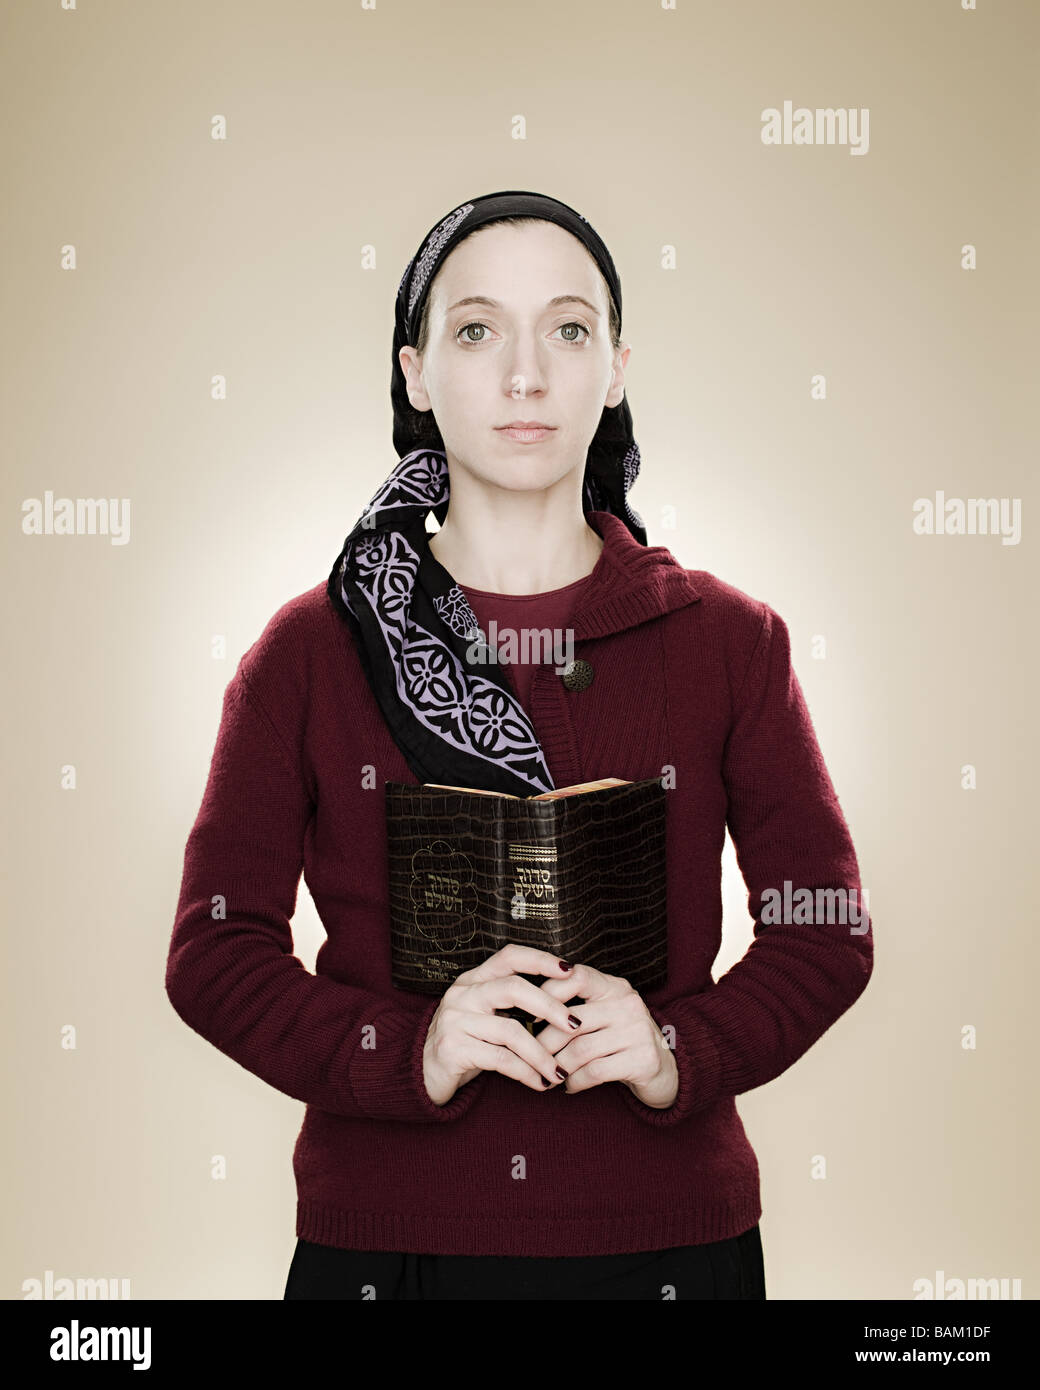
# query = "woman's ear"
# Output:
<box><xmin>399</xmin><ymin>345</ymin><xmax>434</xmax><ymax>413</ymax></box>
<box><xmin>604</xmin><ymin>341</ymin><xmax>631</xmax><ymax>410</ymax></box>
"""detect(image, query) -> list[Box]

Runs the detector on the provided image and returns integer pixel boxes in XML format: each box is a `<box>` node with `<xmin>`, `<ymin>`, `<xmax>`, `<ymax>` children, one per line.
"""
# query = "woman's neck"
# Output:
<box><xmin>428</xmin><ymin>514</ymin><xmax>605</xmax><ymax>595</ymax></box>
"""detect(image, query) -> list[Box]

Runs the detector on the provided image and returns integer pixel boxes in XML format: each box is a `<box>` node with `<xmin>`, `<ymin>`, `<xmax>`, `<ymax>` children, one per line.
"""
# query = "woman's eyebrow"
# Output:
<box><xmin>445</xmin><ymin>294</ymin><xmax>601</xmax><ymax>317</ymax></box>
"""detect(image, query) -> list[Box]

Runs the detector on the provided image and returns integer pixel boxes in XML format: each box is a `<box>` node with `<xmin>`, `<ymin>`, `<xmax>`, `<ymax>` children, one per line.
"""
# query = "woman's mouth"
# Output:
<box><xmin>495</xmin><ymin>423</ymin><xmax>557</xmax><ymax>443</ymax></box>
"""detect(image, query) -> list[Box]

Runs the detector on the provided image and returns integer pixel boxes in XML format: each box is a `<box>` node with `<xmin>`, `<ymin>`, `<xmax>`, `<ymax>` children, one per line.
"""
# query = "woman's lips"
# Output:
<box><xmin>496</xmin><ymin>425</ymin><xmax>556</xmax><ymax>442</ymax></box>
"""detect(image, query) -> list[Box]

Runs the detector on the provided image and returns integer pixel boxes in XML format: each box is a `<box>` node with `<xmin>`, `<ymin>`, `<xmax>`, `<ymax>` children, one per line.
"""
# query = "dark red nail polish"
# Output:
<box><xmin>568</xmin><ymin>1014</ymin><xmax>581</xmax><ymax>1029</ymax></box>
<box><xmin>540</xmin><ymin>1075</ymin><xmax>551</xmax><ymax>1087</ymax></box>
<box><xmin>558</xmin><ymin>960</ymin><xmax>572</xmax><ymax>970</ymax></box>
<box><xmin>555</xmin><ymin>1066</ymin><xmax>568</xmax><ymax>1080</ymax></box>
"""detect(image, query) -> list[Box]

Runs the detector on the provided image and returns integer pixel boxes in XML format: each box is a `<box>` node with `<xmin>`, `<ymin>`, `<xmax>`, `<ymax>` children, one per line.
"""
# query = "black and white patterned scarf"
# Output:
<box><xmin>326</xmin><ymin>192</ymin><xmax>647</xmax><ymax>797</ymax></box>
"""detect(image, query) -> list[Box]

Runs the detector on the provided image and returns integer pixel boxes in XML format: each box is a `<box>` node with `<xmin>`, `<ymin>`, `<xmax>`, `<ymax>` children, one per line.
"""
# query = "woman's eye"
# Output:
<box><xmin>456</xmin><ymin>322</ymin><xmax>490</xmax><ymax>344</ymax></box>
<box><xmin>554</xmin><ymin>321</ymin><xmax>591</xmax><ymax>344</ymax></box>
<box><xmin>454</xmin><ymin>321</ymin><xmax>591</xmax><ymax>345</ymax></box>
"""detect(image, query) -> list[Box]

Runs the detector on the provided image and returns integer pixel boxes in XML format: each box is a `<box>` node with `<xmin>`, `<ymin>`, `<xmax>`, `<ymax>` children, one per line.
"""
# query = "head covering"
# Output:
<box><xmin>327</xmin><ymin>190</ymin><xmax>646</xmax><ymax>797</ymax></box>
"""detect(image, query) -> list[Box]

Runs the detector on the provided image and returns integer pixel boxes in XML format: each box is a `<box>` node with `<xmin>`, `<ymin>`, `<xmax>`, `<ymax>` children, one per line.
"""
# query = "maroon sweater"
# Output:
<box><xmin>458</xmin><ymin>571</ymin><xmax>594</xmax><ymax>714</ymax></box>
<box><xmin>165</xmin><ymin>511</ymin><xmax>873</xmax><ymax>1257</ymax></box>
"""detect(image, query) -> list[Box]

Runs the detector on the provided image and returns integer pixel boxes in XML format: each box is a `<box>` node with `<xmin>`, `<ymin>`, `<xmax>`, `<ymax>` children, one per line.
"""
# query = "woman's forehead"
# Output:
<box><xmin>429</xmin><ymin>223</ymin><xmax>606</xmax><ymax>312</ymax></box>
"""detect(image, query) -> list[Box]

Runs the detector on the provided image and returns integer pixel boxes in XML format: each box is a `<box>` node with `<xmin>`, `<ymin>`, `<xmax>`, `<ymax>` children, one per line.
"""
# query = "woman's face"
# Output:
<box><xmin>399</xmin><ymin>220</ymin><xmax>629</xmax><ymax>497</ymax></box>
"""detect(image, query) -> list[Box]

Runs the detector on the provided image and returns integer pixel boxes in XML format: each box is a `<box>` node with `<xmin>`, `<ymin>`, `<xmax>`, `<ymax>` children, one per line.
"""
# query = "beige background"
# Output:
<box><xmin>3</xmin><ymin>0</ymin><xmax>1036</xmax><ymax>1300</ymax></box>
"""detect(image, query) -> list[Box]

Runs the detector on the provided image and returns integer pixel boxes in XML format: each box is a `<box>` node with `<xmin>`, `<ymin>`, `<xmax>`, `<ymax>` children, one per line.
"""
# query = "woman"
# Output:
<box><xmin>166</xmin><ymin>190</ymin><xmax>873</xmax><ymax>1300</ymax></box>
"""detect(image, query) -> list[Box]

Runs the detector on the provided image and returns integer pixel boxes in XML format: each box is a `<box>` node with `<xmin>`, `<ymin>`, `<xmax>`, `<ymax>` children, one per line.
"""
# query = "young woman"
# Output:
<box><xmin>166</xmin><ymin>190</ymin><xmax>873</xmax><ymax>1300</ymax></box>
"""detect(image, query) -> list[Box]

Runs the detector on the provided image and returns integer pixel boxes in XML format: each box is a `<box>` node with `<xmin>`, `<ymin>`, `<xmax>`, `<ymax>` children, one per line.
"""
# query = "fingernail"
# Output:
<box><xmin>540</xmin><ymin>1075</ymin><xmax>552</xmax><ymax>1087</ymax></box>
<box><xmin>568</xmin><ymin>1014</ymin><xmax>581</xmax><ymax>1029</ymax></box>
<box><xmin>558</xmin><ymin>960</ymin><xmax>572</xmax><ymax>970</ymax></box>
<box><xmin>555</xmin><ymin>1066</ymin><xmax>568</xmax><ymax>1080</ymax></box>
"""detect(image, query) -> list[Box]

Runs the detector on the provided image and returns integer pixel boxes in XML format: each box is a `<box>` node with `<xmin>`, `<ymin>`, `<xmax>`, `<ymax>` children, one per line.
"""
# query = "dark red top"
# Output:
<box><xmin>458</xmin><ymin>571</ymin><xmax>594</xmax><ymax>715</ymax></box>
<box><xmin>165</xmin><ymin>511</ymin><xmax>873</xmax><ymax>1256</ymax></box>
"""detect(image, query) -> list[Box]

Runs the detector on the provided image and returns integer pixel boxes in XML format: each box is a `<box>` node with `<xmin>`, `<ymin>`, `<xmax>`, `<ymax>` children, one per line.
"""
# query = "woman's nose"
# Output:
<box><xmin>502</xmin><ymin>341</ymin><xmax>549</xmax><ymax>398</ymax></box>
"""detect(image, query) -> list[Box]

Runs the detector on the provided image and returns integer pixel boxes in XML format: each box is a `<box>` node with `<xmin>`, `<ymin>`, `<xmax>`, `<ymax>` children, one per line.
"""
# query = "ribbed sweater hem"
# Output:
<box><xmin>295</xmin><ymin>1194</ymin><xmax>763</xmax><ymax>1258</ymax></box>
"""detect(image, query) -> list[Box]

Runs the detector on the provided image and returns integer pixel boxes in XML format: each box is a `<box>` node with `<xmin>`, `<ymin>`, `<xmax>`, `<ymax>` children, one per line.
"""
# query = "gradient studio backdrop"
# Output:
<box><xmin>4</xmin><ymin>0</ymin><xmax>1036</xmax><ymax>1301</ymax></box>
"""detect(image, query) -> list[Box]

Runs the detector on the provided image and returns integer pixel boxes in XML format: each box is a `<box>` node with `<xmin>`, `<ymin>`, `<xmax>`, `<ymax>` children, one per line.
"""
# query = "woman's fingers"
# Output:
<box><xmin>456</xmin><ymin>1011</ymin><xmax>570</xmax><ymax>1091</ymax></box>
<box><xmin>536</xmin><ymin>961</ymin><xmax>615</xmax><ymax>1003</ymax></box>
<box><xmin>454</xmin><ymin>942</ymin><xmax>573</xmax><ymax>988</ymax></box>
<box><xmin>485</xmin><ymin>975</ymin><xmax>585</xmax><ymax>1036</ymax></box>
<box><xmin>451</xmin><ymin>944</ymin><xmax>581</xmax><ymax>1035</ymax></box>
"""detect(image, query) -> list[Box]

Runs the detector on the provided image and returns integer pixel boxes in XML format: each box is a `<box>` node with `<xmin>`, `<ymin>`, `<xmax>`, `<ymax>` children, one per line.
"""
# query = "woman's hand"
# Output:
<box><xmin>534</xmin><ymin>963</ymin><xmax>679</xmax><ymax>1109</ymax></box>
<box><xmin>421</xmin><ymin>944</ymin><xmax>581</xmax><ymax>1106</ymax></box>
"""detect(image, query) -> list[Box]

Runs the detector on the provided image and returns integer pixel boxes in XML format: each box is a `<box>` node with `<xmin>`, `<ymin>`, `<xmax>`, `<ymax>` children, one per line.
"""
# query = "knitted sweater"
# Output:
<box><xmin>165</xmin><ymin>511</ymin><xmax>873</xmax><ymax>1257</ymax></box>
<box><xmin>458</xmin><ymin>571</ymin><xmax>594</xmax><ymax>714</ymax></box>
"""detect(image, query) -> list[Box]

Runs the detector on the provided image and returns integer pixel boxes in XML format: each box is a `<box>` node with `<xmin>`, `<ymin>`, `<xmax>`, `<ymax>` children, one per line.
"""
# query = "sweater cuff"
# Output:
<box><xmin>347</xmin><ymin>997</ymin><xmax>486</xmax><ymax>1122</ymax></box>
<box><xmin>619</xmin><ymin>1000</ymin><xmax>724</xmax><ymax>1126</ymax></box>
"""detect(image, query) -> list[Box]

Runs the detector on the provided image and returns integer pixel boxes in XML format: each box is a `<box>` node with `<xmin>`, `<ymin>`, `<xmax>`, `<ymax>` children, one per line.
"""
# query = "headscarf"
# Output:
<box><xmin>326</xmin><ymin>191</ymin><xmax>646</xmax><ymax>797</ymax></box>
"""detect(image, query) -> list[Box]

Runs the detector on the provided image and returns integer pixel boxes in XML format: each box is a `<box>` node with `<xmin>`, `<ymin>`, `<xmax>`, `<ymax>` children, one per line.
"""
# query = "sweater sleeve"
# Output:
<box><xmin>621</xmin><ymin>602</ymin><xmax>873</xmax><ymax>1126</ymax></box>
<box><xmin>165</xmin><ymin>666</ymin><xmax>487</xmax><ymax>1123</ymax></box>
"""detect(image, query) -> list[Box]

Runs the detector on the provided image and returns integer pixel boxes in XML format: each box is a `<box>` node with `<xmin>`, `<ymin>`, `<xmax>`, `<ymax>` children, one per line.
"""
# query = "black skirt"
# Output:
<box><xmin>283</xmin><ymin>1224</ymin><xmax>766</xmax><ymax>1301</ymax></box>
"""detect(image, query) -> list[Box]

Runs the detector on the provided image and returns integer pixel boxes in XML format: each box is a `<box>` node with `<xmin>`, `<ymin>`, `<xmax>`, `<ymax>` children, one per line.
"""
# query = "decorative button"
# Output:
<box><xmin>560</xmin><ymin>658</ymin><xmax>593</xmax><ymax>691</ymax></box>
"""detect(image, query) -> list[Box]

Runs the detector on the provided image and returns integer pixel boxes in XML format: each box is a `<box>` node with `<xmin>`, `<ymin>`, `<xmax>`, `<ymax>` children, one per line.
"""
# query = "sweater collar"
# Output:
<box><xmin>570</xmin><ymin>512</ymin><xmax>702</xmax><ymax>641</ymax></box>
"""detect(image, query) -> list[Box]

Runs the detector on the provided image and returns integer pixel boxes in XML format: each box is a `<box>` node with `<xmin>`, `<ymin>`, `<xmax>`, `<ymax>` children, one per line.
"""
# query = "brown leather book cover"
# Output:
<box><xmin>385</xmin><ymin>776</ymin><xmax>668</xmax><ymax>1032</ymax></box>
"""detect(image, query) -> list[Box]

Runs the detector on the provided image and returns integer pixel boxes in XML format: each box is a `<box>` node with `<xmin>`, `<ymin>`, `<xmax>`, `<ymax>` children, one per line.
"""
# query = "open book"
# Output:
<box><xmin>385</xmin><ymin>776</ymin><xmax>669</xmax><ymax>1028</ymax></box>
<box><xmin>422</xmin><ymin>777</ymin><xmax>631</xmax><ymax>801</ymax></box>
